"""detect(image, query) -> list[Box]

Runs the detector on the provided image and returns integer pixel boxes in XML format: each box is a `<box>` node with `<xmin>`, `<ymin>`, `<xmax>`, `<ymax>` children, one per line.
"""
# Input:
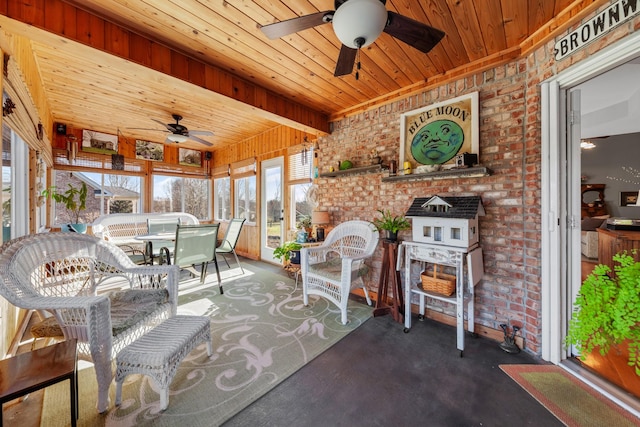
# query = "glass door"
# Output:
<box><xmin>261</xmin><ymin>157</ymin><xmax>283</xmax><ymax>262</ymax></box>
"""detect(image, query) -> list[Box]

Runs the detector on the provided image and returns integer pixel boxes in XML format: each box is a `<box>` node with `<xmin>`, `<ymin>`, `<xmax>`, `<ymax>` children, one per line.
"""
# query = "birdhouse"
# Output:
<box><xmin>405</xmin><ymin>195</ymin><xmax>484</xmax><ymax>249</ymax></box>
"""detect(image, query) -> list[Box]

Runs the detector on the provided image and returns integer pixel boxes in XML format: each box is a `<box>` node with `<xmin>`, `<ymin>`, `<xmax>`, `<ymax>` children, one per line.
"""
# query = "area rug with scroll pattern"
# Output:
<box><xmin>500</xmin><ymin>364</ymin><xmax>640</xmax><ymax>427</ymax></box>
<box><xmin>41</xmin><ymin>265</ymin><xmax>372</xmax><ymax>426</ymax></box>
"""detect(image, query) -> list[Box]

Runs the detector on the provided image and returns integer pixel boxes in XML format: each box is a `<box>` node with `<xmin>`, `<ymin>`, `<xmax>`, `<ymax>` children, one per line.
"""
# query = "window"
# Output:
<box><xmin>214</xmin><ymin>176</ymin><xmax>230</xmax><ymax>221</ymax></box>
<box><xmin>51</xmin><ymin>171</ymin><xmax>142</xmax><ymax>225</ymax></box>
<box><xmin>153</xmin><ymin>175</ymin><xmax>210</xmax><ymax>220</ymax></box>
<box><xmin>434</xmin><ymin>226</ymin><xmax>443</xmax><ymax>242</ymax></box>
<box><xmin>291</xmin><ymin>183</ymin><xmax>312</xmax><ymax>225</ymax></box>
<box><xmin>234</xmin><ymin>176</ymin><xmax>256</xmax><ymax>223</ymax></box>
<box><xmin>3</xmin><ymin>124</ymin><xmax>30</xmax><ymax>239</ymax></box>
<box><xmin>288</xmin><ymin>149</ymin><xmax>313</xmax><ymax>227</ymax></box>
<box><xmin>2</xmin><ymin>125</ymin><xmax>11</xmax><ymax>243</ymax></box>
<box><xmin>451</xmin><ymin>227</ymin><xmax>461</xmax><ymax>240</ymax></box>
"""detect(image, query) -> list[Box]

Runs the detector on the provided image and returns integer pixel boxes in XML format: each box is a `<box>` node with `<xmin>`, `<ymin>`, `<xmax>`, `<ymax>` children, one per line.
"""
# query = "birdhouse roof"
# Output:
<box><xmin>405</xmin><ymin>195</ymin><xmax>485</xmax><ymax>219</ymax></box>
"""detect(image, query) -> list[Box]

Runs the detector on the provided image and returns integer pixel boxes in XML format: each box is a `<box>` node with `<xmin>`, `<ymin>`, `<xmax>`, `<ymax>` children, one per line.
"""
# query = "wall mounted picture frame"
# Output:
<box><xmin>179</xmin><ymin>148</ymin><xmax>202</xmax><ymax>167</ymax></box>
<box><xmin>135</xmin><ymin>140</ymin><xmax>164</xmax><ymax>161</ymax></box>
<box><xmin>399</xmin><ymin>91</ymin><xmax>479</xmax><ymax>169</ymax></box>
<box><xmin>81</xmin><ymin>129</ymin><xmax>118</xmax><ymax>154</ymax></box>
<box><xmin>620</xmin><ymin>191</ymin><xmax>639</xmax><ymax>206</ymax></box>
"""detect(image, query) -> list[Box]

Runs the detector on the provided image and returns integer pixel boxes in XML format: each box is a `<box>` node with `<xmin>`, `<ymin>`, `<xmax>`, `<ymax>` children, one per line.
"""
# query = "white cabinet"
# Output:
<box><xmin>401</xmin><ymin>241</ymin><xmax>483</xmax><ymax>356</ymax></box>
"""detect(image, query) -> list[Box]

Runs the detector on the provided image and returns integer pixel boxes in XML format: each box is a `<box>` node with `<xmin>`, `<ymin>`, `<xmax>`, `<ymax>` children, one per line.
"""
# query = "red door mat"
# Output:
<box><xmin>500</xmin><ymin>364</ymin><xmax>640</xmax><ymax>427</ymax></box>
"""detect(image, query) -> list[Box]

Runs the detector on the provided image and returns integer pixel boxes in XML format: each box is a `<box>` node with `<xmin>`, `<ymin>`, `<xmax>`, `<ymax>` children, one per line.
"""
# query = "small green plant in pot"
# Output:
<box><xmin>565</xmin><ymin>251</ymin><xmax>640</xmax><ymax>375</ymax></box>
<box><xmin>273</xmin><ymin>241</ymin><xmax>303</xmax><ymax>265</ymax></box>
<box><xmin>42</xmin><ymin>182</ymin><xmax>88</xmax><ymax>233</ymax></box>
<box><xmin>372</xmin><ymin>209</ymin><xmax>411</xmax><ymax>241</ymax></box>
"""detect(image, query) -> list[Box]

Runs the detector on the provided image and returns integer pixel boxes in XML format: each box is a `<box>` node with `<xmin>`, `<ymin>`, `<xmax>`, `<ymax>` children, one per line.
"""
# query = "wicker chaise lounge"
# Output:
<box><xmin>0</xmin><ymin>233</ymin><xmax>180</xmax><ymax>413</ymax></box>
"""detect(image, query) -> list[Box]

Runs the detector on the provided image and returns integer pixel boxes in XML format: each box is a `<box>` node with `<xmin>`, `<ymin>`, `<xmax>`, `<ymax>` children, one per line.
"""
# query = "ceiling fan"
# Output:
<box><xmin>260</xmin><ymin>0</ymin><xmax>445</xmax><ymax>78</ymax></box>
<box><xmin>134</xmin><ymin>114</ymin><xmax>214</xmax><ymax>146</ymax></box>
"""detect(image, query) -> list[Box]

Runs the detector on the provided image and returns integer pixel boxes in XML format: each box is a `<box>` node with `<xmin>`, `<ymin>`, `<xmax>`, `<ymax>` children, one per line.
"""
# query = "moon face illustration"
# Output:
<box><xmin>410</xmin><ymin>119</ymin><xmax>464</xmax><ymax>165</ymax></box>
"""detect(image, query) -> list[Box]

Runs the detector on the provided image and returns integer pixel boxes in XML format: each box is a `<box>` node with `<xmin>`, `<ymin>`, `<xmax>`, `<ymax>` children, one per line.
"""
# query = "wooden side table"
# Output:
<box><xmin>0</xmin><ymin>339</ymin><xmax>78</xmax><ymax>427</ymax></box>
<box><xmin>373</xmin><ymin>240</ymin><xmax>404</xmax><ymax>323</ymax></box>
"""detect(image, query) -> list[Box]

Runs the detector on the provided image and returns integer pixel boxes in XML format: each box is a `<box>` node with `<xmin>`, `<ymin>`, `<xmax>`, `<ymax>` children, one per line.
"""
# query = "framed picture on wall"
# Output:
<box><xmin>81</xmin><ymin>129</ymin><xmax>118</xmax><ymax>154</ymax></box>
<box><xmin>399</xmin><ymin>91</ymin><xmax>479</xmax><ymax>169</ymax></box>
<box><xmin>135</xmin><ymin>140</ymin><xmax>164</xmax><ymax>161</ymax></box>
<box><xmin>620</xmin><ymin>191</ymin><xmax>639</xmax><ymax>206</ymax></box>
<box><xmin>179</xmin><ymin>148</ymin><xmax>202</xmax><ymax>167</ymax></box>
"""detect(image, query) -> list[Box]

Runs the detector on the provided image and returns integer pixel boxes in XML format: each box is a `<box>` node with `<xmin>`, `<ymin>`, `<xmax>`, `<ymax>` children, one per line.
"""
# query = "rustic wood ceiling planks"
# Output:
<box><xmin>0</xmin><ymin>0</ymin><xmax>602</xmax><ymax>152</ymax></box>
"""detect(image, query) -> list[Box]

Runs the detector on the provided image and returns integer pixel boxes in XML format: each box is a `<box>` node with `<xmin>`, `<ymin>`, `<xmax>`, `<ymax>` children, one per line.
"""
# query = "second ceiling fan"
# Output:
<box><xmin>260</xmin><ymin>0</ymin><xmax>445</xmax><ymax>78</ymax></box>
<box><xmin>137</xmin><ymin>114</ymin><xmax>214</xmax><ymax>146</ymax></box>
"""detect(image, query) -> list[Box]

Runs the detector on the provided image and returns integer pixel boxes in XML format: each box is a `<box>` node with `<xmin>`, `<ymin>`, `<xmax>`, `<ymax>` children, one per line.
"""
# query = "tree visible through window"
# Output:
<box><xmin>153</xmin><ymin>175</ymin><xmax>210</xmax><ymax>220</ymax></box>
<box><xmin>235</xmin><ymin>176</ymin><xmax>256</xmax><ymax>223</ymax></box>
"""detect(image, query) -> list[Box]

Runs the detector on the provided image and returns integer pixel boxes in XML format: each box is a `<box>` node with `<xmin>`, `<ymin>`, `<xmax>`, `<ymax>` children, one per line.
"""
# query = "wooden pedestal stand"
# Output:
<box><xmin>373</xmin><ymin>240</ymin><xmax>404</xmax><ymax>323</ymax></box>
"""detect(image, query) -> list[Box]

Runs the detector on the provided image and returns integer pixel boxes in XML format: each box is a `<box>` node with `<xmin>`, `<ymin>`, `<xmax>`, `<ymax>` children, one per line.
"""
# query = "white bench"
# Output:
<box><xmin>91</xmin><ymin>212</ymin><xmax>199</xmax><ymax>254</ymax></box>
<box><xmin>115</xmin><ymin>315</ymin><xmax>212</xmax><ymax>411</ymax></box>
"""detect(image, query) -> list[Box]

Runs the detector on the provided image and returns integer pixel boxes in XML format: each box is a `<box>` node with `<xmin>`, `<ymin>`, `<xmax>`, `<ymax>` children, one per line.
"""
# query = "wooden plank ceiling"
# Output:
<box><xmin>0</xmin><ymin>0</ymin><xmax>592</xmax><ymax>152</ymax></box>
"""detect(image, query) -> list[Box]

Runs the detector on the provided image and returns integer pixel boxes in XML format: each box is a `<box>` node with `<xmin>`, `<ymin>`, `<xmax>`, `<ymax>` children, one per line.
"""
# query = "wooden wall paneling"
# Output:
<box><xmin>171</xmin><ymin>50</ymin><xmax>189</xmax><ymax>82</ymax></box>
<box><xmin>104</xmin><ymin>21</ymin><xmax>129</xmax><ymax>56</ymax></box>
<box><xmin>129</xmin><ymin>32</ymin><xmax>152</xmax><ymax>67</ymax></box>
<box><xmin>151</xmin><ymin>42</ymin><xmax>171</xmax><ymax>74</ymax></box>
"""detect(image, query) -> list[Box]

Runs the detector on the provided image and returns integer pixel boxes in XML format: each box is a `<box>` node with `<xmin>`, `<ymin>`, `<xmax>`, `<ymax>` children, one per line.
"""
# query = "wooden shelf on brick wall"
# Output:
<box><xmin>319</xmin><ymin>164</ymin><xmax>383</xmax><ymax>178</ymax></box>
<box><xmin>381</xmin><ymin>166</ymin><xmax>492</xmax><ymax>182</ymax></box>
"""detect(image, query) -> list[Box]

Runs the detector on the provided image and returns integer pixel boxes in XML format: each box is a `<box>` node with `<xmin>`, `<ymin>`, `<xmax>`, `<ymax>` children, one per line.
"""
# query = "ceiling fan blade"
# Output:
<box><xmin>188</xmin><ymin>130</ymin><xmax>214</xmax><ymax>136</ymax></box>
<box><xmin>260</xmin><ymin>11</ymin><xmax>332</xmax><ymax>40</ymax></box>
<box><xmin>151</xmin><ymin>118</ymin><xmax>172</xmax><ymax>130</ymax></box>
<box><xmin>189</xmin><ymin>135</ymin><xmax>213</xmax><ymax>147</ymax></box>
<box><xmin>384</xmin><ymin>11</ymin><xmax>445</xmax><ymax>54</ymax></box>
<box><xmin>127</xmin><ymin>127</ymin><xmax>168</xmax><ymax>132</ymax></box>
<box><xmin>334</xmin><ymin>45</ymin><xmax>357</xmax><ymax>77</ymax></box>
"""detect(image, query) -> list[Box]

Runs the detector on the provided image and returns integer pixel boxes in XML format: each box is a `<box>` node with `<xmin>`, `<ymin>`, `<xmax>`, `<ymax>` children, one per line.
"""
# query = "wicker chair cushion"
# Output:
<box><xmin>108</xmin><ymin>288</ymin><xmax>169</xmax><ymax>335</ymax></box>
<box><xmin>30</xmin><ymin>288</ymin><xmax>170</xmax><ymax>339</ymax></box>
<box><xmin>308</xmin><ymin>257</ymin><xmax>369</xmax><ymax>281</ymax></box>
<box><xmin>30</xmin><ymin>316</ymin><xmax>64</xmax><ymax>338</ymax></box>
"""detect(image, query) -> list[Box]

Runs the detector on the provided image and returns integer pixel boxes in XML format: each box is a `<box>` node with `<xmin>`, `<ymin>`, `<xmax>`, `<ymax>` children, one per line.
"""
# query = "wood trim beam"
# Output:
<box><xmin>0</xmin><ymin>0</ymin><xmax>329</xmax><ymax>135</ymax></box>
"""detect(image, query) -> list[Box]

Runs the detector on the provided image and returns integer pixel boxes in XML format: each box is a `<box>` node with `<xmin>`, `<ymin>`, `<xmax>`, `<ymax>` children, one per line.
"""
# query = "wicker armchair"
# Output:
<box><xmin>0</xmin><ymin>233</ymin><xmax>179</xmax><ymax>413</ymax></box>
<box><xmin>301</xmin><ymin>220</ymin><xmax>379</xmax><ymax>325</ymax></box>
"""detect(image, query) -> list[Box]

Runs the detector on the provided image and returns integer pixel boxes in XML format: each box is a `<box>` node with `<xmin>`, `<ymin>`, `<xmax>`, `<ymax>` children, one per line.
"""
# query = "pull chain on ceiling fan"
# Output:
<box><xmin>260</xmin><ymin>0</ymin><xmax>445</xmax><ymax>79</ymax></box>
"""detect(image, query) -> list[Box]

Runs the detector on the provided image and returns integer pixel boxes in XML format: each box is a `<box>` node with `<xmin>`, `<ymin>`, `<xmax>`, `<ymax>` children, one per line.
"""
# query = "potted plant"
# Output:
<box><xmin>372</xmin><ymin>209</ymin><xmax>411</xmax><ymax>241</ymax></box>
<box><xmin>296</xmin><ymin>215</ymin><xmax>313</xmax><ymax>242</ymax></box>
<box><xmin>42</xmin><ymin>182</ymin><xmax>88</xmax><ymax>233</ymax></box>
<box><xmin>273</xmin><ymin>241</ymin><xmax>303</xmax><ymax>265</ymax></box>
<box><xmin>565</xmin><ymin>251</ymin><xmax>640</xmax><ymax>376</ymax></box>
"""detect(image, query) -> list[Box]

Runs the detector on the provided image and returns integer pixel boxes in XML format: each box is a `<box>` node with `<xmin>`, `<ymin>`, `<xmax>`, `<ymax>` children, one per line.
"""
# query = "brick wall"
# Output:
<box><xmin>317</xmin><ymin>3</ymin><xmax>640</xmax><ymax>355</ymax></box>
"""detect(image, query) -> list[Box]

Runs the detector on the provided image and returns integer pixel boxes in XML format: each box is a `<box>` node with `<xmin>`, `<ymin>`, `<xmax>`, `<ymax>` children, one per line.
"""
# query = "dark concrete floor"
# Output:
<box><xmin>225</xmin><ymin>260</ymin><xmax>562</xmax><ymax>427</ymax></box>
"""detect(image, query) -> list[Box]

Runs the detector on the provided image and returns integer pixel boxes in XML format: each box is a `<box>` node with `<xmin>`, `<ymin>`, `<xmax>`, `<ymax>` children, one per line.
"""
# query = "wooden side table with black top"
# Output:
<box><xmin>373</xmin><ymin>240</ymin><xmax>404</xmax><ymax>323</ymax></box>
<box><xmin>0</xmin><ymin>338</ymin><xmax>78</xmax><ymax>427</ymax></box>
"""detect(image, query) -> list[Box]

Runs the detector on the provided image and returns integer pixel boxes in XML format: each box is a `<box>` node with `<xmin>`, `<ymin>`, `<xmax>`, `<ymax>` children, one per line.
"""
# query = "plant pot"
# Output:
<box><xmin>290</xmin><ymin>250</ymin><xmax>301</xmax><ymax>265</ymax></box>
<box><xmin>61</xmin><ymin>223</ymin><xmax>87</xmax><ymax>233</ymax></box>
<box><xmin>296</xmin><ymin>231</ymin><xmax>308</xmax><ymax>243</ymax></box>
<box><xmin>384</xmin><ymin>230</ymin><xmax>398</xmax><ymax>242</ymax></box>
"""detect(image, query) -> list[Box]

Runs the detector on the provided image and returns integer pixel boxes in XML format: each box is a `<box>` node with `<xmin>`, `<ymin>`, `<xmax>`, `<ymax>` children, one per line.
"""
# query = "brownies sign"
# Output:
<box><xmin>554</xmin><ymin>0</ymin><xmax>640</xmax><ymax>61</ymax></box>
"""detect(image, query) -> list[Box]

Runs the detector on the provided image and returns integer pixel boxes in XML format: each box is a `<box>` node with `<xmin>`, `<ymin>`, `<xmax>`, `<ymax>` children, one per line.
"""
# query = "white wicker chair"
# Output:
<box><xmin>301</xmin><ymin>220</ymin><xmax>379</xmax><ymax>325</ymax></box>
<box><xmin>0</xmin><ymin>233</ymin><xmax>179</xmax><ymax>413</ymax></box>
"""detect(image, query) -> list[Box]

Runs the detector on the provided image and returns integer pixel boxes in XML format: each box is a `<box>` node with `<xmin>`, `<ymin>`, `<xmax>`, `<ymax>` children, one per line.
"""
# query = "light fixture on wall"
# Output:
<box><xmin>580</xmin><ymin>140</ymin><xmax>596</xmax><ymax>149</ymax></box>
<box><xmin>167</xmin><ymin>134</ymin><xmax>188</xmax><ymax>143</ymax></box>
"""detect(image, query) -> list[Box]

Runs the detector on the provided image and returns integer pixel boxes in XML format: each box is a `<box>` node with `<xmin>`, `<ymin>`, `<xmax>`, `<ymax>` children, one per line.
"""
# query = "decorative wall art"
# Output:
<box><xmin>179</xmin><ymin>148</ymin><xmax>202</xmax><ymax>167</ymax></box>
<box><xmin>620</xmin><ymin>191</ymin><xmax>639</xmax><ymax>207</ymax></box>
<box><xmin>399</xmin><ymin>92</ymin><xmax>479</xmax><ymax>169</ymax></box>
<box><xmin>81</xmin><ymin>129</ymin><xmax>118</xmax><ymax>154</ymax></box>
<box><xmin>135</xmin><ymin>140</ymin><xmax>164</xmax><ymax>161</ymax></box>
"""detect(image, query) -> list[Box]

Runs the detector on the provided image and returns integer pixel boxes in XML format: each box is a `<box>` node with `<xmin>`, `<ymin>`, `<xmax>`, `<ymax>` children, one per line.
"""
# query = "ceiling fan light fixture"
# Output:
<box><xmin>332</xmin><ymin>0</ymin><xmax>387</xmax><ymax>49</ymax></box>
<box><xmin>167</xmin><ymin>133</ymin><xmax>188</xmax><ymax>143</ymax></box>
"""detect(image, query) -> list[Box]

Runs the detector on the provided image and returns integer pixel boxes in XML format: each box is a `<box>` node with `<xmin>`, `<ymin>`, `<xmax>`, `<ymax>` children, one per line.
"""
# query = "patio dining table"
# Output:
<box><xmin>134</xmin><ymin>232</ymin><xmax>176</xmax><ymax>264</ymax></box>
